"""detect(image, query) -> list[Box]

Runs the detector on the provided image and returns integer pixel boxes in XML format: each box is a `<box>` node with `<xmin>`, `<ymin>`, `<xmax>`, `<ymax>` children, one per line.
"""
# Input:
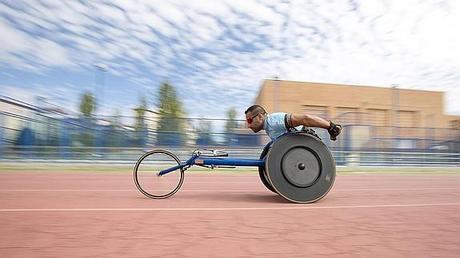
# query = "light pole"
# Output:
<box><xmin>94</xmin><ymin>64</ymin><xmax>107</xmax><ymax>116</ymax></box>
<box><xmin>94</xmin><ymin>64</ymin><xmax>107</xmax><ymax>150</ymax></box>
<box><xmin>392</xmin><ymin>84</ymin><xmax>399</xmax><ymax>149</ymax></box>
<box><xmin>273</xmin><ymin>76</ymin><xmax>280</xmax><ymax>112</ymax></box>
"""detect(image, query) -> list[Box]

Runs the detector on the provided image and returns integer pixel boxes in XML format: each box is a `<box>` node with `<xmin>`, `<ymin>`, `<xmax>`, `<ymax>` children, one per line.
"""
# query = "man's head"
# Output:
<box><xmin>245</xmin><ymin>105</ymin><xmax>266</xmax><ymax>133</ymax></box>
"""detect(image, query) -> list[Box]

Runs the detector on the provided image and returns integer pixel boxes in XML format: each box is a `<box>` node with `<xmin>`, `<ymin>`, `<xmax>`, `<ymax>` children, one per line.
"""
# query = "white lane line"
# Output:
<box><xmin>1</xmin><ymin>203</ymin><xmax>460</xmax><ymax>212</ymax></box>
<box><xmin>0</xmin><ymin>188</ymin><xmax>459</xmax><ymax>192</ymax></box>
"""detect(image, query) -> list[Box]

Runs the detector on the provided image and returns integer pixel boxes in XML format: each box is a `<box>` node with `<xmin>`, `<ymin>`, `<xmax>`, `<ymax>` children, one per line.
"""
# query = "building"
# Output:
<box><xmin>254</xmin><ymin>79</ymin><xmax>460</xmax><ymax>150</ymax></box>
<box><xmin>1</xmin><ymin>97</ymin><xmax>34</xmax><ymax>144</ymax></box>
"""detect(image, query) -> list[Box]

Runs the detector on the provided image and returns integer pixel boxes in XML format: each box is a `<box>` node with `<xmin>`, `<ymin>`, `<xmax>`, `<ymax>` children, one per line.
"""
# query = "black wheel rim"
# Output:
<box><xmin>258</xmin><ymin>143</ymin><xmax>277</xmax><ymax>193</ymax></box>
<box><xmin>133</xmin><ymin>150</ymin><xmax>184</xmax><ymax>199</ymax></box>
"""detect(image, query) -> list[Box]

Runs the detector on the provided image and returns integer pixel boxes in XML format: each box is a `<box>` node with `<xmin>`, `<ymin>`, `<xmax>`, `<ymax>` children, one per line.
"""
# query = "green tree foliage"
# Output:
<box><xmin>79</xmin><ymin>92</ymin><xmax>96</xmax><ymax>118</ymax></box>
<box><xmin>77</xmin><ymin>92</ymin><xmax>96</xmax><ymax>147</ymax></box>
<box><xmin>156</xmin><ymin>82</ymin><xmax>185</xmax><ymax>146</ymax></box>
<box><xmin>225</xmin><ymin>107</ymin><xmax>238</xmax><ymax>132</ymax></box>
<box><xmin>109</xmin><ymin>108</ymin><xmax>122</xmax><ymax>128</ymax></box>
<box><xmin>107</xmin><ymin>108</ymin><xmax>122</xmax><ymax>147</ymax></box>
<box><xmin>134</xmin><ymin>95</ymin><xmax>147</xmax><ymax>132</ymax></box>
<box><xmin>134</xmin><ymin>95</ymin><xmax>147</xmax><ymax>147</ymax></box>
<box><xmin>225</xmin><ymin>107</ymin><xmax>238</xmax><ymax>144</ymax></box>
<box><xmin>196</xmin><ymin>118</ymin><xmax>214</xmax><ymax>146</ymax></box>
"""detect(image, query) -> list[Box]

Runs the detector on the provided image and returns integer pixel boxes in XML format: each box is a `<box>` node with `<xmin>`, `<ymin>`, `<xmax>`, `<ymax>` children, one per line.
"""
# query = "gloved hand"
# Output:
<box><xmin>328</xmin><ymin>121</ymin><xmax>342</xmax><ymax>141</ymax></box>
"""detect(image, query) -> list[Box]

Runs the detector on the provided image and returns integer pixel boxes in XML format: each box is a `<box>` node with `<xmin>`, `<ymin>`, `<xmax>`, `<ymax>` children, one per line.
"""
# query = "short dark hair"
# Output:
<box><xmin>245</xmin><ymin>105</ymin><xmax>266</xmax><ymax>115</ymax></box>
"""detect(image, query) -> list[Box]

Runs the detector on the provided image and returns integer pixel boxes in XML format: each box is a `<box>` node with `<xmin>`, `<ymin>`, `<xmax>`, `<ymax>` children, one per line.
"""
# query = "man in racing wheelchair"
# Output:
<box><xmin>245</xmin><ymin>105</ymin><xmax>342</xmax><ymax>141</ymax></box>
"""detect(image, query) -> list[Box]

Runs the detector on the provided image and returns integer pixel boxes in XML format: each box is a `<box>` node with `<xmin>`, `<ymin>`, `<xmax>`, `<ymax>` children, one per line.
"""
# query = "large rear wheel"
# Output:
<box><xmin>265</xmin><ymin>133</ymin><xmax>336</xmax><ymax>203</ymax></box>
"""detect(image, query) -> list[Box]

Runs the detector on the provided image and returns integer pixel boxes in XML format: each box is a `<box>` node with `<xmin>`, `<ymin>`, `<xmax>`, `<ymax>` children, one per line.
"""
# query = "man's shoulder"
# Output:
<box><xmin>267</xmin><ymin>112</ymin><xmax>288</xmax><ymax>125</ymax></box>
<box><xmin>268</xmin><ymin>112</ymin><xmax>288</xmax><ymax>118</ymax></box>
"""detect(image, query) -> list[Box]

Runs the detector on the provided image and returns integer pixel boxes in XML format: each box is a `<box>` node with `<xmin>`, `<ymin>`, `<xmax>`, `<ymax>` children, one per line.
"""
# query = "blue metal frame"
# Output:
<box><xmin>157</xmin><ymin>137</ymin><xmax>278</xmax><ymax>177</ymax></box>
<box><xmin>158</xmin><ymin>152</ymin><xmax>266</xmax><ymax>176</ymax></box>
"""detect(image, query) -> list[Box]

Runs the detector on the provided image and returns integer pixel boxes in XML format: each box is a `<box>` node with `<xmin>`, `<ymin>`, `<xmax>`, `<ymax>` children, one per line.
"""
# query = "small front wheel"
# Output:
<box><xmin>133</xmin><ymin>150</ymin><xmax>184</xmax><ymax>199</ymax></box>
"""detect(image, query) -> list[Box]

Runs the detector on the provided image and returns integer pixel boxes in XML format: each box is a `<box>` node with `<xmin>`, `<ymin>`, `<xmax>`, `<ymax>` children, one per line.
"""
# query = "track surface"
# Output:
<box><xmin>1</xmin><ymin>172</ymin><xmax>460</xmax><ymax>257</ymax></box>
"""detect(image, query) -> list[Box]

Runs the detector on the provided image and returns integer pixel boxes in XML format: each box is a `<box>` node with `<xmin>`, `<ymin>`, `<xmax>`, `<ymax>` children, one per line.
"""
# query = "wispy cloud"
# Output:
<box><xmin>0</xmin><ymin>0</ymin><xmax>459</xmax><ymax>118</ymax></box>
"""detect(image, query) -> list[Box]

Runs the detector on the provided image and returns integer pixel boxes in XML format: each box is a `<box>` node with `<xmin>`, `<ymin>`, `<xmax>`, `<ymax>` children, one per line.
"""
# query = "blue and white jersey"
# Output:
<box><xmin>263</xmin><ymin>112</ymin><xmax>303</xmax><ymax>140</ymax></box>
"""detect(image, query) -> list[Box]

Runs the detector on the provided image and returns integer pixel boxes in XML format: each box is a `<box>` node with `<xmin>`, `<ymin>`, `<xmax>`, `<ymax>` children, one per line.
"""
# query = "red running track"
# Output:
<box><xmin>1</xmin><ymin>172</ymin><xmax>460</xmax><ymax>257</ymax></box>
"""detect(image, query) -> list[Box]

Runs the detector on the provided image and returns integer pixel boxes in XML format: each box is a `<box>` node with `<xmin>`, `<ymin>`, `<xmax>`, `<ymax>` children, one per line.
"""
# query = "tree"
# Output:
<box><xmin>107</xmin><ymin>108</ymin><xmax>122</xmax><ymax>147</ymax></box>
<box><xmin>134</xmin><ymin>95</ymin><xmax>147</xmax><ymax>147</ymax></box>
<box><xmin>156</xmin><ymin>82</ymin><xmax>186</xmax><ymax>146</ymax></box>
<box><xmin>77</xmin><ymin>92</ymin><xmax>96</xmax><ymax>146</ymax></box>
<box><xmin>225</xmin><ymin>107</ymin><xmax>238</xmax><ymax>145</ymax></box>
<box><xmin>196</xmin><ymin>119</ymin><xmax>214</xmax><ymax>146</ymax></box>
<box><xmin>134</xmin><ymin>95</ymin><xmax>147</xmax><ymax>132</ymax></box>
<box><xmin>109</xmin><ymin>108</ymin><xmax>122</xmax><ymax>129</ymax></box>
<box><xmin>79</xmin><ymin>92</ymin><xmax>96</xmax><ymax>118</ymax></box>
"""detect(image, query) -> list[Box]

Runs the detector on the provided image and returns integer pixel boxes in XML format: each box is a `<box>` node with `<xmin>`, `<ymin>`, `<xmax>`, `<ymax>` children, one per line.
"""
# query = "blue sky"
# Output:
<box><xmin>1</xmin><ymin>0</ymin><xmax>460</xmax><ymax>120</ymax></box>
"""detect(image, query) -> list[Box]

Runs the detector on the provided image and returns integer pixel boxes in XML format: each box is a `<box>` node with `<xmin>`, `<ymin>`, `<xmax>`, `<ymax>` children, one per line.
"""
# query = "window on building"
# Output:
<box><xmin>302</xmin><ymin>105</ymin><xmax>328</xmax><ymax>119</ymax></box>
<box><xmin>367</xmin><ymin>109</ymin><xmax>388</xmax><ymax>127</ymax></box>
<box><xmin>450</xmin><ymin>119</ymin><xmax>460</xmax><ymax>130</ymax></box>
<box><xmin>398</xmin><ymin>110</ymin><xmax>416</xmax><ymax>127</ymax></box>
<box><xmin>335</xmin><ymin>107</ymin><xmax>359</xmax><ymax>125</ymax></box>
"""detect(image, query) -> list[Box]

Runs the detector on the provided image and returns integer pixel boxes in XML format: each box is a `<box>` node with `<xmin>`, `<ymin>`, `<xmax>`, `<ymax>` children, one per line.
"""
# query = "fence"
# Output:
<box><xmin>1</xmin><ymin>96</ymin><xmax>459</xmax><ymax>166</ymax></box>
<box><xmin>1</xmin><ymin>146</ymin><xmax>459</xmax><ymax>167</ymax></box>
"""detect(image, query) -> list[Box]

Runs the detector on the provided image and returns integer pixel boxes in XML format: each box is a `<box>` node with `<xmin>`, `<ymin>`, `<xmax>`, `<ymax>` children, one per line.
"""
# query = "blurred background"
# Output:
<box><xmin>1</xmin><ymin>0</ymin><xmax>459</xmax><ymax>166</ymax></box>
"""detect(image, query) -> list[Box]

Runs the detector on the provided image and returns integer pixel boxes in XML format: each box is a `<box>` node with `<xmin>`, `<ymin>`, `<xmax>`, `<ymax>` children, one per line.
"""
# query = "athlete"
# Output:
<box><xmin>245</xmin><ymin>105</ymin><xmax>342</xmax><ymax>141</ymax></box>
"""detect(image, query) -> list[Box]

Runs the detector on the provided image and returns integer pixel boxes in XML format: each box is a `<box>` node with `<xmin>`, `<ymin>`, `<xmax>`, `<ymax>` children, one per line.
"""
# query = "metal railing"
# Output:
<box><xmin>1</xmin><ymin>146</ymin><xmax>459</xmax><ymax>167</ymax></box>
<box><xmin>334</xmin><ymin>150</ymin><xmax>460</xmax><ymax>167</ymax></box>
<box><xmin>1</xmin><ymin>96</ymin><xmax>459</xmax><ymax>161</ymax></box>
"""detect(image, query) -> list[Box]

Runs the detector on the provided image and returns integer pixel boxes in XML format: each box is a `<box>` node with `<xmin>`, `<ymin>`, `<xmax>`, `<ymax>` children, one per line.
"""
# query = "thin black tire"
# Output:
<box><xmin>133</xmin><ymin>149</ymin><xmax>184</xmax><ymax>199</ymax></box>
<box><xmin>258</xmin><ymin>143</ymin><xmax>276</xmax><ymax>193</ymax></box>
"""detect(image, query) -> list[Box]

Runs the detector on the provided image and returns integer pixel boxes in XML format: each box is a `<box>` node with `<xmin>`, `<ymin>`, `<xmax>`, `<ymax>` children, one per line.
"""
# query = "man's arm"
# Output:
<box><xmin>290</xmin><ymin>114</ymin><xmax>330</xmax><ymax>129</ymax></box>
<box><xmin>289</xmin><ymin>114</ymin><xmax>342</xmax><ymax>141</ymax></box>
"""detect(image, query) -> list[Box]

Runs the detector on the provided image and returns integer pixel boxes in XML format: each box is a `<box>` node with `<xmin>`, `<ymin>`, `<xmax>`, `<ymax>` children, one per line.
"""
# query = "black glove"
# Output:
<box><xmin>328</xmin><ymin>121</ymin><xmax>342</xmax><ymax>141</ymax></box>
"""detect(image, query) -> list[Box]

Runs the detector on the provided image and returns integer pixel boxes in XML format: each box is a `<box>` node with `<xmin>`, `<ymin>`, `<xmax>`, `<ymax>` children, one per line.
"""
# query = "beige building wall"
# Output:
<box><xmin>254</xmin><ymin>79</ymin><xmax>459</xmax><ymax>149</ymax></box>
<box><xmin>255</xmin><ymin>79</ymin><xmax>458</xmax><ymax>129</ymax></box>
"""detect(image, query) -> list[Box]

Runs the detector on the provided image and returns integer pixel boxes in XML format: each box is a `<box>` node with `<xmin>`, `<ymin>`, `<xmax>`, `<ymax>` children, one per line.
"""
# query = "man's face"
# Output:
<box><xmin>246</xmin><ymin>111</ymin><xmax>264</xmax><ymax>133</ymax></box>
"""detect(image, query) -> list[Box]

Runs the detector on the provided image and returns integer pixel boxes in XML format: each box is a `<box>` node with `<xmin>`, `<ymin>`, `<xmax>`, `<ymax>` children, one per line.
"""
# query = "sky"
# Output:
<box><xmin>1</xmin><ymin>0</ymin><xmax>460</xmax><ymax>122</ymax></box>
